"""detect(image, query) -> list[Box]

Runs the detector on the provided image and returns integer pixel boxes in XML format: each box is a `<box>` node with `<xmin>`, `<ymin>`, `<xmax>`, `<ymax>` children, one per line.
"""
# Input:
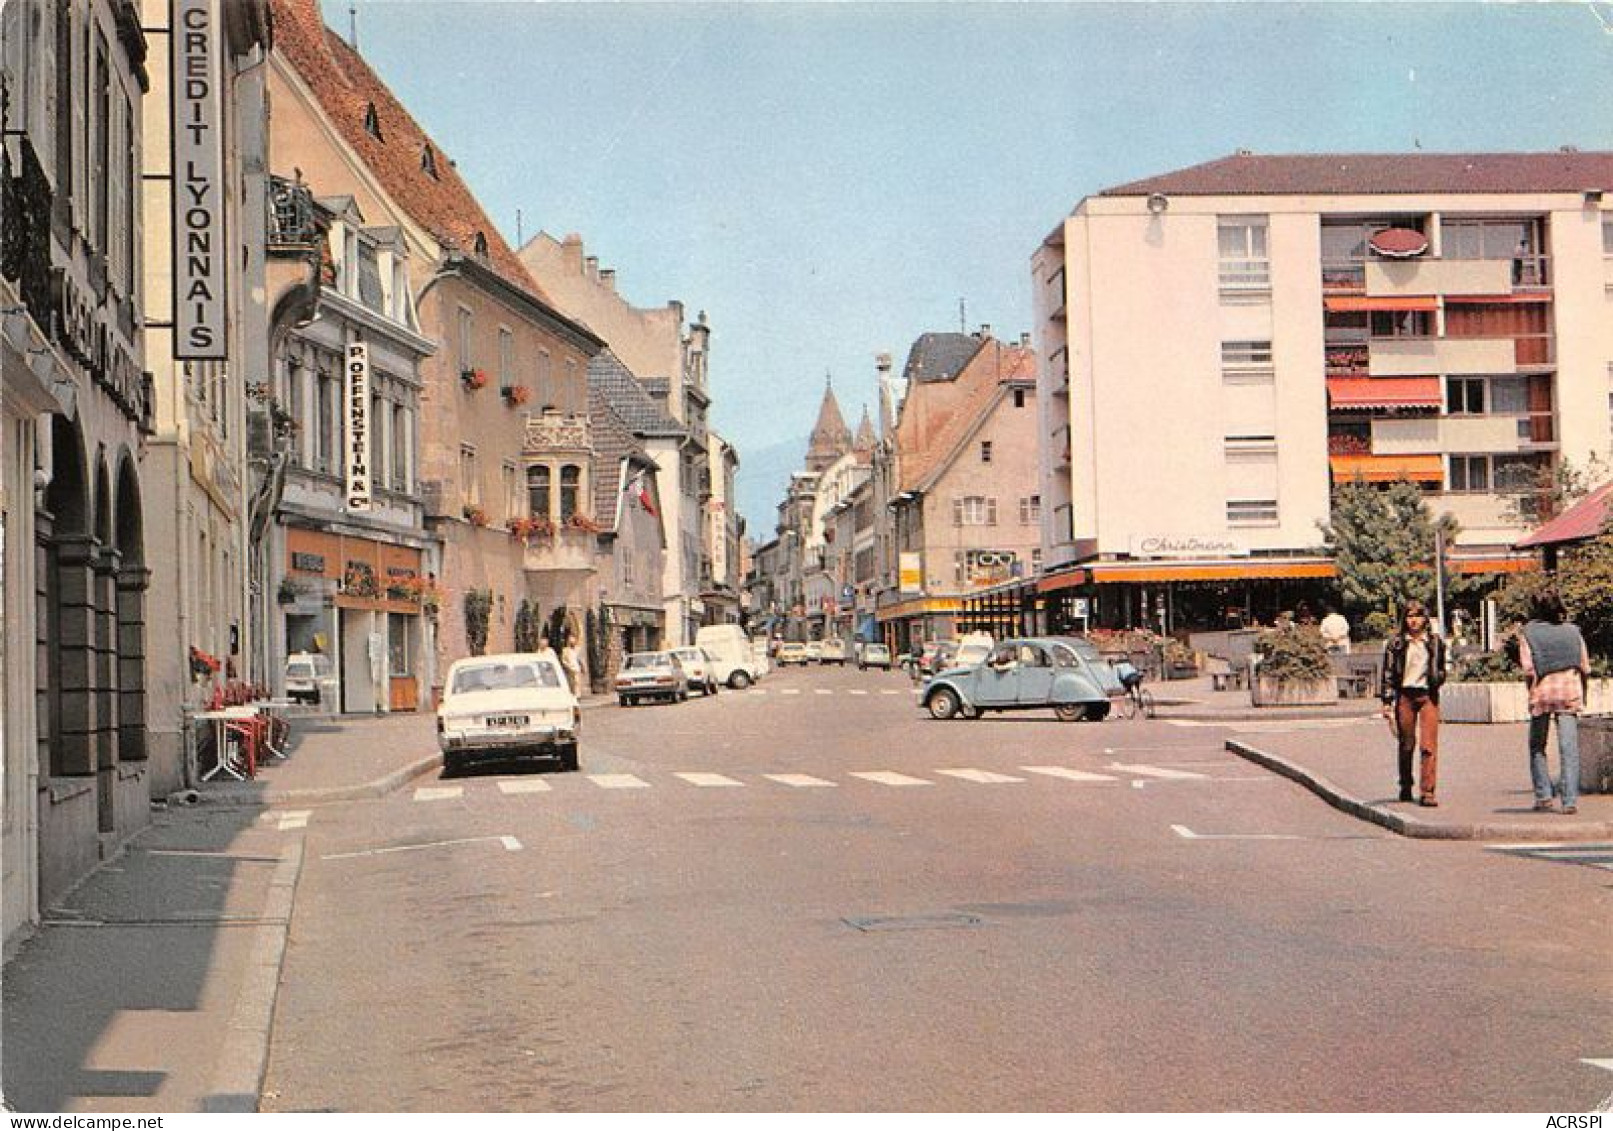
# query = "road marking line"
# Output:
<box><xmin>323</xmin><ymin>835</ymin><xmax>524</xmax><ymax>861</ymax></box>
<box><xmin>850</xmin><ymin>771</ymin><xmax>932</xmax><ymax>787</ymax></box>
<box><xmin>781</xmin><ymin>689</ymin><xmax>802</xmax><ymax>696</ymax></box>
<box><xmin>814</xmin><ymin>689</ymin><xmax>834</xmax><ymax>695</ymax></box>
<box><xmin>273</xmin><ymin>810</ymin><xmax>311</xmax><ymax>830</ymax></box>
<box><xmin>936</xmin><ymin>769</ymin><xmax>1024</xmax><ymax>784</ymax></box>
<box><xmin>764</xmin><ymin>774</ymin><xmax>837</xmax><ymax>788</ymax></box>
<box><xmin>881</xmin><ymin>689</ymin><xmax>905</xmax><ymax>695</ymax></box>
<box><xmin>1022</xmin><ymin>766</ymin><xmax>1117</xmax><ymax>782</ymax></box>
<box><xmin>1172</xmin><ymin>825</ymin><xmax>1300</xmax><ymax>841</ymax></box>
<box><xmin>675</xmin><ymin>772</ymin><xmax>744</xmax><ymax>788</ymax></box>
<box><xmin>589</xmin><ymin>774</ymin><xmax>651</xmax><ymax>789</ymax></box>
<box><xmin>1581</xmin><ymin>1058</ymin><xmax>1613</xmax><ymax>1072</ymax></box>
<box><xmin>498</xmin><ymin>779</ymin><xmax>553</xmax><ymax>794</ymax></box>
<box><xmin>1110</xmin><ymin>762</ymin><xmax>1208</xmax><ymax>780</ymax></box>
<box><xmin>848</xmin><ymin>689</ymin><xmax>868</xmax><ymax>696</ymax></box>
<box><xmin>413</xmin><ymin>787</ymin><xmax>463</xmax><ymax>802</ymax></box>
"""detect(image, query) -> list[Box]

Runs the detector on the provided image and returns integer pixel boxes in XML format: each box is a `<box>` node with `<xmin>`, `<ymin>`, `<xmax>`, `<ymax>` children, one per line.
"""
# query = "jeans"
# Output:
<box><xmin>1529</xmin><ymin>712</ymin><xmax>1580</xmax><ymax>808</ymax></box>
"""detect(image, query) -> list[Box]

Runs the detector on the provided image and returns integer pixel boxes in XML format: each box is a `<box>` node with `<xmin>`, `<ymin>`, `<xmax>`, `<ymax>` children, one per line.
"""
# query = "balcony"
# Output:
<box><xmin>1370</xmin><ymin>337</ymin><xmax>1514</xmax><ymax>377</ymax></box>
<box><xmin>1366</xmin><ymin>257</ymin><xmax>1513</xmax><ymax>297</ymax></box>
<box><xmin>1329</xmin><ymin>453</ymin><xmax>1443</xmax><ymax>485</ymax></box>
<box><xmin>523</xmin><ymin>409</ymin><xmax>592</xmax><ymax>454</ymax></box>
<box><xmin>522</xmin><ymin>527</ymin><xmax>597</xmax><ymax>574</ymax></box>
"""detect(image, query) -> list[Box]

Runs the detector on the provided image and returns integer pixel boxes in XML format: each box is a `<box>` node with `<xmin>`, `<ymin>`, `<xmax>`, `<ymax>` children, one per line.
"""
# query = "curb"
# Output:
<box><xmin>1225</xmin><ymin>739</ymin><xmax>1613</xmax><ymax>841</ymax></box>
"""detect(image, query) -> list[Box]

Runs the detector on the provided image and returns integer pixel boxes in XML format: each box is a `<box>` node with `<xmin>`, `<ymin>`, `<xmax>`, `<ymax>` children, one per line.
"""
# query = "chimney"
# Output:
<box><xmin>979</xmin><ymin>323</ymin><xmax>992</xmax><ymax>340</ymax></box>
<box><xmin>600</xmin><ymin>268</ymin><xmax>616</xmax><ymax>292</ymax></box>
<box><xmin>562</xmin><ymin>234</ymin><xmax>584</xmax><ymax>273</ymax></box>
<box><xmin>585</xmin><ymin>256</ymin><xmax>599</xmax><ymax>280</ymax></box>
<box><xmin>1019</xmin><ymin>332</ymin><xmax>1031</xmax><ymax>348</ymax></box>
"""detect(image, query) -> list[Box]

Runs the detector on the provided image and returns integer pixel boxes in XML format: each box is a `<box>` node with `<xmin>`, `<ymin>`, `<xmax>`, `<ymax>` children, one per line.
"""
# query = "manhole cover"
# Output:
<box><xmin>842</xmin><ymin>912</ymin><xmax>984</xmax><ymax>933</ymax></box>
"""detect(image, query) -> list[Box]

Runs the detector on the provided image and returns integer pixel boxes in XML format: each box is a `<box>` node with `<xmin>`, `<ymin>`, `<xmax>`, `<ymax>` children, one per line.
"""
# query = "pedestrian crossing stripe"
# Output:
<box><xmin>849</xmin><ymin>771</ymin><xmax>932</xmax><ymax>787</ymax></box>
<box><xmin>936</xmin><ymin>769</ymin><xmax>1024</xmax><ymax>784</ymax></box>
<box><xmin>674</xmin><ymin>772</ymin><xmax>744</xmax><ymax>788</ymax></box>
<box><xmin>588</xmin><ymin>774</ymin><xmax>651</xmax><ymax>789</ymax></box>
<box><xmin>413</xmin><ymin>786</ymin><xmax>463</xmax><ymax>801</ymax></box>
<box><xmin>498</xmin><ymin>779</ymin><xmax>552</xmax><ymax>794</ymax></box>
<box><xmin>1485</xmin><ymin>842</ymin><xmax>1613</xmax><ymax>871</ymax></box>
<box><xmin>1107</xmin><ymin>762</ymin><xmax>1208</xmax><ymax>780</ymax></box>
<box><xmin>764</xmin><ymin>773</ymin><xmax>837</xmax><ymax>788</ymax></box>
<box><xmin>1022</xmin><ymin>766</ymin><xmax>1118</xmax><ymax>782</ymax></box>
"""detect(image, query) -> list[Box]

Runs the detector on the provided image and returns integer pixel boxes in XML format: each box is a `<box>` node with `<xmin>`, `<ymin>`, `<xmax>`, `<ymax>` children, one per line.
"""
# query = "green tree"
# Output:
<box><xmin>1496</xmin><ymin>531</ymin><xmax>1613</xmax><ymax>660</ymax></box>
<box><xmin>1318</xmin><ymin>478</ymin><xmax>1465</xmax><ymax>640</ymax></box>
<box><xmin>463</xmin><ymin>589</ymin><xmax>493</xmax><ymax>656</ymax></box>
<box><xmin>513</xmin><ymin>599</ymin><xmax>541</xmax><ymax>653</ymax></box>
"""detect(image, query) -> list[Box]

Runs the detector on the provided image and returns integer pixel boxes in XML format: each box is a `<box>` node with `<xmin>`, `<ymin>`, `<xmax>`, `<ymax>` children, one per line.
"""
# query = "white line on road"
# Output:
<box><xmin>675</xmin><ymin>772</ymin><xmax>744</xmax><ymax>788</ymax></box>
<box><xmin>1021</xmin><ymin>766</ymin><xmax>1117</xmax><ymax>782</ymax></box>
<box><xmin>936</xmin><ymin>769</ymin><xmax>1024</xmax><ymax>784</ymax></box>
<box><xmin>781</xmin><ymin>689</ymin><xmax>802</xmax><ymax>696</ymax></box>
<box><xmin>764</xmin><ymin>774</ymin><xmax>837</xmax><ymax>788</ymax></box>
<box><xmin>275</xmin><ymin>810</ymin><xmax>311</xmax><ymax>830</ymax></box>
<box><xmin>881</xmin><ymin>689</ymin><xmax>905</xmax><ymax>695</ymax></box>
<box><xmin>413</xmin><ymin>787</ymin><xmax>463</xmax><ymax>802</ymax></box>
<box><xmin>1172</xmin><ymin>825</ymin><xmax>1300</xmax><ymax>841</ymax></box>
<box><xmin>498</xmin><ymin>779</ymin><xmax>553</xmax><ymax>794</ymax></box>
<box><xmin>814</xmin><ymin>689</ymin><xmax>834</xmax><ymax>695</ymax></box>
<box><xmin>589</xmin><ymin>774</ymin><xmax>651</xmax><ymax>789</ymax></box>
<box><xmin>1109</xmin><ymin>762</ymin><xmax>1208</xmax><ymax>780</ymax></box>
<box><xmin>850</xmin><ymin>771</ymin><xmax>933</xmax><ymax>787</ymax></box>
<box><xmin>848</xmin><ymin>689</ymin><xmax>868</xmax><ymax>696</ymax></box>
<box><xmin>323</xmin><ymin>835</ymin><xmax>524</xmax><ymax>861</ymax></box>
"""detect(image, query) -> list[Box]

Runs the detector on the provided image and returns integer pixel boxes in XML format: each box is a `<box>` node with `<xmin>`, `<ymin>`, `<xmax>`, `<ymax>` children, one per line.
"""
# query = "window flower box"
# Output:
<box><xmin>502</xmin><ymin>384</ymin><xmax>531</xmax><ymax>407</ymax></box>
<box><xmin>462</xmin><ymin>504</ymin><xmax>490</xmax><ymax>527</ymax></box>
<box><xmin>461</xmin><ymin>368</ymin><xmax>489</xmax><ymax>391</ymax></box>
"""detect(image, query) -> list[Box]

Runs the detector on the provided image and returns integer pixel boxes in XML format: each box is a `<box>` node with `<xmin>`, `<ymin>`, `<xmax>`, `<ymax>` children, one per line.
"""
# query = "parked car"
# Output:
<box><xmin>437</xmin><ymin>652</ymin><xmax>580</xmax><ymax>773</ymax></box>
<box><xmin>776</xmin><ymin>642</ymin><xmax>810</xmax><ymax>666</ymax></box>
<box><xmin>819</xmin><ymin>638</ymin><xmax>848</xmax><ymax>665</ymax></box>
<box><xmin>615</xmin><ymin>651</ymin><xmax>689</xmax><ymax>706</ymax></box>
<box><xmin>859</xmin><ymin>643</ymin><xmax>893</xmax><ymax>670</ymax></box>
<box><xmin>284</xmin><ymin>651</ymin><xmax>337</xmax><ymax>706</ymax></box>
<box><xmin>917</xmin><ymin>640</ymin><xmax>958</xmax><ymax>679</ymax></box>
<box><xmin>921</xmin><ymin>636</ymin><xmax>1117</xmax><ymax>722</ymax></box>
<box><xmin>670</xmin><ymin>646</ymin><xmax>720</xmax><ymax>696</ymax></box>
<box><xmin>804</xmin><ymin>641</ymin><xmax>824</xmax><ymax>662</ymax></box>
<box><xmin>695</xmin><ymin>624</ymin><xmax>764</xmax><ymax>689</ymax></box>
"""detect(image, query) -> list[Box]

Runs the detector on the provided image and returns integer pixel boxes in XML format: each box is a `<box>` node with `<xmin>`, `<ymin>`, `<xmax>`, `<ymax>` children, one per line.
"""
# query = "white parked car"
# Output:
<box><xmin>670</xmin><ymin>646</ymin><xmax>720</xmax><ymax>696</ymax></box>
<box><xmin>437</xmin><ymin>652</ymin><xmax>580</xmax><ymax>774</ymax></box>
<box><xmin>284</xmin><ymin>651</ymin><xmax>338</xmax><ymax>706</ymax></box>
<box><xmin>859</xmin><ymin>643</ymin><xmax>893</xmax><ymax>670</ymax></box>
<box><xmin>615</xmin><ymin>651</ymin><xmax>689</xmax><ymax>705</ymax></box>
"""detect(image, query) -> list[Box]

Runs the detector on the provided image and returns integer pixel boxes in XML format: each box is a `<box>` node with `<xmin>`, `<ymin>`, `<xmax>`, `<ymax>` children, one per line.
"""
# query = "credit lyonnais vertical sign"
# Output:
<box><xmin>171</xmin><ymin>0</ymin><xmax>227</xmax><ymax>359</ymax></box>
<box><xmin>346</xmin><ymin>342</ymin><xmax>372</xmax><ymax>511</ymax></box>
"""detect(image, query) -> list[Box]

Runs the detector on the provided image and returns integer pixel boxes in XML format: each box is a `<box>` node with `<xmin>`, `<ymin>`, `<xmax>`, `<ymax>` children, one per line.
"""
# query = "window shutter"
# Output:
<box><xmin>953</xmin><ymin>498</ymin><xmax>963</xmax><ymax>527</ymax></box>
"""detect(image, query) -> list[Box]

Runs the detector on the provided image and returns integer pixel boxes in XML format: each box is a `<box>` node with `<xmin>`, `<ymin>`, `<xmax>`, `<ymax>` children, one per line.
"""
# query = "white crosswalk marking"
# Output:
<box><xmin>782</xmin><ymin>689</ymin><xmax>802</xmax><ymax>696</ymax></box>
<box><xmin>675</xmin><ymin>772</ymin><xmax>744</xmax><ymax>788</ymax></box>
<box><xmin>276</xmin><ymin>810</ymin><xmax>311</xmax><ymax>830</ymax></box>
<box><xmin>848</xmin><ymin>689</ymin><xmax>868</xmax><ymax>696</ymax></box>
<box><xmin>498</xmin><ymin>779</ymin><xmax>553</xmax><ymax>794</ymax></box>
<box><xmin>936</xmin><ymin>769</ymin><xmax>1024</xmax><ymax>784</ymax></box>
<box><xmin>764</xmin><ymin>774</ymin><xmax>837</xmax><ymax>788</ymax></box>
<box><xmin>1109</xmin><ymin>762</ymin><xmax>1208</xmax><ymax>780</ymax></box>
<box><xmin>881</xmin><ymin>690</ymin><xmax>905</xmax><ymax>696</ymax></box>
<box><xmin>413</xmin><ymin>786</ymin><xmax>463</xmax><ymax>802</ymax></box>
<box><xmin>814</xmin><ymin>689</ymin><xmax>834</xmax><ymax>695</ymax></box>
<box><xmin>589</xmin><ymin>774</ymin><xmax>651</xmax><ymax>790</ymax></box>
<box><xmin>1022</xmin><ymin>766</ymin><xmax>1118</xmax><ymax>783</ymax></box>
<box><xmin>850</xmin><ymin>771</ymin><xmax>932</xmax><ymax>787</ymax></box>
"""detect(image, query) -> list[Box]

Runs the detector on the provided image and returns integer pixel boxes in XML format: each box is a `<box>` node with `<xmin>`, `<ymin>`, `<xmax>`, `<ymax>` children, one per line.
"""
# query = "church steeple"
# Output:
<box><xmin>805</xmin><ymin>374</ymin><xmax>852</xmax><ymax>472</ymax></box>
<box><xmin>853</xmin><ymin>405</ymin><xmax>876</xmax><ymax>455</ymax></box>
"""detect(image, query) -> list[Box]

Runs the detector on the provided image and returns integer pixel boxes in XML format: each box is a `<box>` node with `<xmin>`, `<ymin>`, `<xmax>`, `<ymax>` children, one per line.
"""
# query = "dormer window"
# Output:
<box><xmin>421</xmin><ymin>144</ymin><xmax>438</xmax><ymax>180</ymax></box>
<box><xmin>473</xmin><ymin>231</ymin><xmax>489</xmax><ymax>258</ymax></box>
<box><xmin>363</xmin><ymin>102</ymin><xmax>383</xmax><ymax>140</ymax></box>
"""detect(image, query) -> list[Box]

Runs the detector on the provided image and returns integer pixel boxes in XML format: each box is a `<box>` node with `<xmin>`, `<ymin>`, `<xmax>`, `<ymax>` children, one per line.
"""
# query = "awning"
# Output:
<box><xmin>874</xmin><ymin>596</ymin><xmax>962</xmax><ymax>623</ymax></box>
<box><xmin>1085</xmin><ymin>559</ymin><xmax>1336</xmax><ymax>584</ymax></box>
<box><xmin>1330</xmin><ymin>453</ymin><xmax>1444</xmax><ymax>484</ymax></box>
<box><xmin>1515</xmin><ymin>482</ymin><xmax>1613</xmax><ymax>549</ymax></box>
<box><xmin>1450</xmin><ymin>554</ymin><xmax>1538</xmax><ymax>575</ymax></box>
<box><xmin>1324</xmin><ymin>295</ymin><xmax>1439</xmax><ymax>313</ymax></box>
<box><xmin>1037</xmin><ymin>569</ymin><xmax>1089</xmax><ymax>594</ymax></box>
<box><xmin>1327</xmin><ymin>377</ymin><xmax>1442</xmax><ymax>409</ymax></box>
<box><xmin>1368</xmin><ymin>228</ymin><xmax>1431</xmax><ymax>258</ymax></box>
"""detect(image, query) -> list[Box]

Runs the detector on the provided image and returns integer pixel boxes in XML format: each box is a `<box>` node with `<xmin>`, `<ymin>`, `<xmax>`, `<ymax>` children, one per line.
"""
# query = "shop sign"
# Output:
<box><xmin>170</xmin><ymin>0</ymin><xmax>228</xmax><ymax>359</ymax></box>
<box><xmin>898</xmin><ymin>552</ymin><xmax>922</xmax><ymax>595</ymax></box>
<box><xmin>345</xmin><ymin>342</ymin><xmax>372</xmax><ymax>511</ymax></box>
<box><xmin>290</xmin><ymin>551</ymin><xmax>325</xmax><ymax>574</ymax></box>
<box><xmin>1129</xmin><ymin>534</ymin><xmax>1250</xmax><ymax>559</ymax></box>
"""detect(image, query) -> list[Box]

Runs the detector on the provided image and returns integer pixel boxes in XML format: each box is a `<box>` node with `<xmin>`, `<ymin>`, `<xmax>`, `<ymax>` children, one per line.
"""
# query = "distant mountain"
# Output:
<box><xmin>734</xmin><ymin>436</ymin><xmax>805</xmax><ymax>538</ymax></box>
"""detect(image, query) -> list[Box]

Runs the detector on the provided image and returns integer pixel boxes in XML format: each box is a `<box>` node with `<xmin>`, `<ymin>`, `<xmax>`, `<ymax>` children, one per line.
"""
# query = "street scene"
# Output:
<box><xmin>5</xmin><ymin>0</ymin><xmax>1613</xmax><ymax>1116</ymax></box>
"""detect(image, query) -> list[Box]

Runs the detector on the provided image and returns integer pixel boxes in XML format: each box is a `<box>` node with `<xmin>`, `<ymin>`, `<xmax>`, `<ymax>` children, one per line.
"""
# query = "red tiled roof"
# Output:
<box><xmin>270</xmin><ymin>0</ymin><xmax>550</xmax><ymax>303</ymax></box>
<box><xmin>1515</xmin><ymin>481</ymin><xmax>1613</xmax><ymax>549</ymax></box>
<box><xmin>1102</xmin><ymin>152</ymin><xmax>1613</xmax><ymax>198</ymax></box>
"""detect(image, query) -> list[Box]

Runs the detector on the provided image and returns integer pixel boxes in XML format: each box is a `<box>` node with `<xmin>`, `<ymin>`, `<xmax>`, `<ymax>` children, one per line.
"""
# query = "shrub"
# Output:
<box><xmin>1453</xmin><ymin>649</ymin><xmax>1523</xmax><ymax>682</ymax></box>
<box><xmin>464</xmin><ymin>589</ymin><xmax>493</xmax><ymax>656</ymax></box>
<box><xmin>1253</xmin><ymin>625</ymin><xmax>1332</xmax><ymax>682</ymax></box>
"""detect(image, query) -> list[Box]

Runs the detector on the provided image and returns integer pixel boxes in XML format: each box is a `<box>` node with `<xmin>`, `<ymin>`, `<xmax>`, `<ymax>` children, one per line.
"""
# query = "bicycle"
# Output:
<box><xmin>1114</xmin><ymin>663</ymin><xmax>1156</xmax><ymax>720</ymax></box>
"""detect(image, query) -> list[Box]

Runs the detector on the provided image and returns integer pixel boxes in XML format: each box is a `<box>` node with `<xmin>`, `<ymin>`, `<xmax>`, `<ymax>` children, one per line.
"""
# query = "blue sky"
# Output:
<box><xmin>321</xmin><ymin>1</ymin><xmax>1613</xmax><ymax>531</ymax></box>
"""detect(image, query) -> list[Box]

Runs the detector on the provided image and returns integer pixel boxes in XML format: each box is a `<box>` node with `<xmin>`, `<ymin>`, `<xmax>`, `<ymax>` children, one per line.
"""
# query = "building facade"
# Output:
<box><xmin>1032</xmin><ymin>151</ymin><xmax>1613</xmax><ymax>633</ymax></box>
<box><xmin>2</xmin><ymin>0</ymin><xmax>157</xmax><ymax>945</ymax></box>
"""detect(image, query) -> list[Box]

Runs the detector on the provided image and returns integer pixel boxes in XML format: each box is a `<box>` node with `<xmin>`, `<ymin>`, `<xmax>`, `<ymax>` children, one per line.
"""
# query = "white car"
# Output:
<box><xmin>437</xmin><ymin>653</ymin><xmax>580</xmax><ymax>774</ymax></box>
<box><xmin>284</xmin><ymin>651</ymin><xmax>337</xmax><ymax>706</ymax></box>
<box><xmin>776</xmin><ymin>642</ymin><xmax>809</xmax><ymax>666</ymax></box>
<box><xmin>670</xmin><ymin>646</ymin><xmax>720</xmax><ymax>696</ymax></box>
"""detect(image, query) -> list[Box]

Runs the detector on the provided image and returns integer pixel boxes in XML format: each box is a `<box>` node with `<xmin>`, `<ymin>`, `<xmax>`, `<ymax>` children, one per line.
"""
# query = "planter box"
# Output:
<box><xmin>1582</xmin><ymin>714</ymin><xmax>1613</xmax><ymax>795</ymax></box>
<box><xmin>1251</xmin><ymin>676</ymin><xmax>1337</xmax><ymax>707</ymax></box>
<box><xmin>1442</xmin><ymin>679</ymin><xmax>1613</xmax><ymax>724</ymax></box>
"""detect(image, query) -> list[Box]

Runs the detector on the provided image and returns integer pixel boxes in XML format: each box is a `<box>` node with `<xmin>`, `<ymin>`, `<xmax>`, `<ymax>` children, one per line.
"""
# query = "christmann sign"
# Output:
<box><xmin>345</xmin><ymin>342</ymin><xmax>372</xmax><ymax>511</ymax></box>
<box><xmin>1129</xmin><ymin>534</ymin><xmax>1250</xmax><ymax>559</ymax></box>
<box><xmin>171</xmin><ymin>0</ymin><xmax>227</xmax><ymax>359</ymax></box>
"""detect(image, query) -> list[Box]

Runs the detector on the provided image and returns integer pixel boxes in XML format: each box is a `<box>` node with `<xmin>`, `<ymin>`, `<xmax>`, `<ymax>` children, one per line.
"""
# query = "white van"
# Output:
<box><xmin>285</xmin><ymin>651</ymin><xmax>338</xmax><ymax>706</ymax></box>
<box><xmin>694</xmin><ymin>625</ymin><xmax>763</xmax><ymax>689</ymax></box>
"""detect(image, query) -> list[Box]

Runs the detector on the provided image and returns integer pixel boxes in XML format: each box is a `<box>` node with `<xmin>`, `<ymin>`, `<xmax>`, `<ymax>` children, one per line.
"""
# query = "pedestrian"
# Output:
<box><xmin>1519</xmin><ymin>589</ymin><xmax>1591</xmax><ymax>815</ymax></box>
<box><xmin>561</xmin><ymin>637</ymin><xmax>585</xmax><ymax>695</ymax></box>
<box><xmin>1380</xmin><ymin>599</ymin><xmax>1447</xmax><ymax>806</ymax></box>
<box><xmin>1319</xmin><ymin>605</ymin><xmax>1351</xmax><ymax>654</ymax></box>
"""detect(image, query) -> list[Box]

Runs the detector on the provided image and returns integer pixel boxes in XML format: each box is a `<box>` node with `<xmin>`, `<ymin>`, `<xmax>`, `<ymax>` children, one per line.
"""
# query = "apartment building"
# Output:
<box><xmin>1033</xmin><ymin>151</ymin><xmax>1613</xmax><ymax>634</ymax></box>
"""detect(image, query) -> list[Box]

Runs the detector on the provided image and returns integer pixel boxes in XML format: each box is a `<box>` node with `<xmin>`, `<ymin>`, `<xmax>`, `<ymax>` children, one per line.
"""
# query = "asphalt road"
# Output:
<box><xmin>261</xmin><ymin>663</ymin><xmax>1613</xmax><ymax>1112</ymax></box>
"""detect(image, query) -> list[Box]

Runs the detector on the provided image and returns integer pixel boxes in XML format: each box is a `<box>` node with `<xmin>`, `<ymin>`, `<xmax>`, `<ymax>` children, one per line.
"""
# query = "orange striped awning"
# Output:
<box><xmin>1451</xmin><ymin>554</ymin><xmax>1538</xmax><ymax>575</ymax></box>
<box><xmin>1088</xmin><ymin>560</ymin><xmax>1336</xmax><ymax>584</ymax></box>
<box><xmin>1327</xmin><ymin>377</ymin><xmax>1442</xmax><ymax>409</ymax></box>
<box><xmin>1325</xmin><ymin>295</ymin><xmax>1439</xmax><ymax>313</ymax></box>
<box><xmin>1330</xmin><ymin>454</ymin><xmax>1443</xmax><ymax>484</ymax></box>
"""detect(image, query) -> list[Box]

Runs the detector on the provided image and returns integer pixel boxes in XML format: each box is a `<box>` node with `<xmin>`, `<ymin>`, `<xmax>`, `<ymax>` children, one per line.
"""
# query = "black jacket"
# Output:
<box><xmin>1380</xmin><ymin>632</ymin><xmax>1447</xmax><ymax>704</ymax></box>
